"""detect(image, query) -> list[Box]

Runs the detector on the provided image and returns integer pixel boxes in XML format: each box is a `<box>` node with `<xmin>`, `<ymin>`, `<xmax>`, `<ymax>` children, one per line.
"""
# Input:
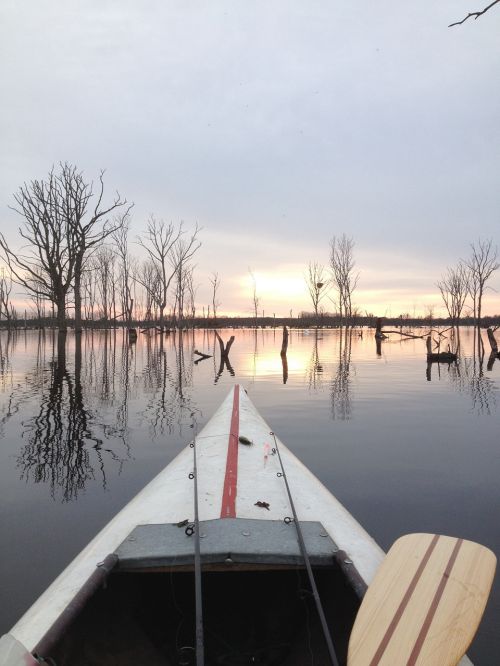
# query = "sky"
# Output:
<box><xmin>1</xmin><ymin>1</ymin><xmax>499</xmax><ymax>317</ymax></box>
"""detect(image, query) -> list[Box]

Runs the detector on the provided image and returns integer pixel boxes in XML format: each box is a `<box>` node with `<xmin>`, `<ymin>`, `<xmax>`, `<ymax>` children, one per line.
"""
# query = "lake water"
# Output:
<box><xmin>0</xmin><ymin>326</ymin><xmax>498</xmax><ymax>663</ymax></box>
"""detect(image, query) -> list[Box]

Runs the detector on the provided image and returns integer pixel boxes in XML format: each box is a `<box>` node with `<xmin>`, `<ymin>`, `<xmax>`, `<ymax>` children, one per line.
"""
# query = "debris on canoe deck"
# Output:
<box><xmin>239</xmin><ymin>435</ymin><xmax>253</xmax><ymax>446</ymax></box>
<box><xmin>174</xmin><ymin>519</ymin><xmax>189</xmax><ymax>528</ymax></box>
<box><xmin>254</xmin><ymin>501</ymin><xmax>270</xmax><ymax>510</ymax></box>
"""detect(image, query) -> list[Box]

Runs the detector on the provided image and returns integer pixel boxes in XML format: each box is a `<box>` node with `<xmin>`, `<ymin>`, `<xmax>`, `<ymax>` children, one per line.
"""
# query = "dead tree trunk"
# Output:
<box><xmin>486</xmin><ymin>328</ymin><xmax>498</xmax><ymax>354</ymax></box>
<box><xmin>215</xmin><ymin>331</ymin><xmax>235</xmax><ymax>359</ymax></box>
<box><xmin>280</xmin><ymin>326</ymin><xmax>288</xmax><ymax>356</ymax></box>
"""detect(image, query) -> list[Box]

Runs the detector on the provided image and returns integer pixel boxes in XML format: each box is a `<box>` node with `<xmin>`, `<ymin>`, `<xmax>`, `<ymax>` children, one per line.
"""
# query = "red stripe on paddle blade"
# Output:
<box><xmin>369</xmin><ymin>534</ymin><xmax>440</xmax><ymax>666</ymax></box>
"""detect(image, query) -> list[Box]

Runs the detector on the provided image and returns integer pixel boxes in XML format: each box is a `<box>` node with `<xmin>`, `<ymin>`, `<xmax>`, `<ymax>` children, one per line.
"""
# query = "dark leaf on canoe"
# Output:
<box><xmin>239</xmin><ymin>435</ymin><xmax>253</xmax><ymax>445</ymax></box>
<box><xmin>254</xmin><ymin>501</ymin><xmax>270</xmax><ymax>510</ymax></box>
<box><xmin>174</xmin><ymin>519</ymin><xmax>189</xmax><ymax>527</ymax></box>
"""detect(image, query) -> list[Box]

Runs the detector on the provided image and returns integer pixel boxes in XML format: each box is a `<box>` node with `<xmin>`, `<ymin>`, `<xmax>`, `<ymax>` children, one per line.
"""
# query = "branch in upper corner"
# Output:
<box><xmin>449</xmin><ymin>0</ymin><xmax>500</xmax><ymax>26</ymax></box>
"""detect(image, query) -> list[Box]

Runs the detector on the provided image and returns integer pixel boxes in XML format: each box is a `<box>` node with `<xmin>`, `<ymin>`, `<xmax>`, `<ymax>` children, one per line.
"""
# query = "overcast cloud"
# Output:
<box><xmin>1</xmin><ymin>1</ymin><xmax>499</xmax><ymax>316</ymax></box>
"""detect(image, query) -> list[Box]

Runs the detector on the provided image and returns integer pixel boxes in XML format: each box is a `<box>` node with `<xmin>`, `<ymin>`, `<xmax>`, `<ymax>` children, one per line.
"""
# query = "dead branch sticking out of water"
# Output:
<box><xmin>193</xmin><ymin>349</ymin><xmax>212</xmax><ymax>364</ymax></box>
<box><xmin>215</xmin><ymin>331</ymin><xmax>235</xmax><ymax>359</ymax></box>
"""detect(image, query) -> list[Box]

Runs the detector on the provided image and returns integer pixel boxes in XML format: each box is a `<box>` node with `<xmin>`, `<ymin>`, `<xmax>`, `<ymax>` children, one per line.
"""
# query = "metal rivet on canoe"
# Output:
<box><xmin>225</xmin><ymin>556</ymin><xmax>233</xmax><ymax>564</ymax></box>
<box><xmin>200</xmin><ymin>533</ymin><xmax>207</xmax><ymax>539</ymax></box>
<box><xmin>319</xmin><ymin>532</ymin><xmax>328</xmax><ymax>538</ymax></box>
<box><xmin>344</xmin><ymin>558</ymin><xmax>353</xmax><ymax>565</ymax></box>
<box><xmin>128</xmin><ymin>536</ymin><xmax>136</xmax><ymax>541</ymax></box>
<box><xmin>242</xmin><ymin>531</ymin><xmax>250</xmax><ymax>537</ymax></box>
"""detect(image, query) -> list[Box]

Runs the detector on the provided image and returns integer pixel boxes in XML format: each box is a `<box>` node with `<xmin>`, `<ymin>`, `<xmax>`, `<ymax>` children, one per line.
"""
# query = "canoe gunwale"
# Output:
<box><xmin>32</xmin><ymin>554</ymin><xmax>118</xmax><ymax>663</ymax></box>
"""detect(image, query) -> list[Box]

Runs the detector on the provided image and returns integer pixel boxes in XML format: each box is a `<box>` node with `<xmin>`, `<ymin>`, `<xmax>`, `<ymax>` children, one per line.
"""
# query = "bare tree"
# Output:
<box><xmin>0</xmin><ymin>169</ymin><xmax>77</xmax><ymax>329</ymax></box>
<box><xmin>437</xmin><ymin>263</ymin><xmax>470</xmax><ymax>325</ymax></box>
<box><xmin>140</xmin><ymin>260</ymin><xmax>160</xmax><ymax>322</ymax></box>
<box><xmin>0</xmin><ymin>269</ymin><xmax>13</xmax><ymax>325</ymax></box>
<box><xmin>137</xmin><ymin>218</ymin><xmax>201</xmax><ymax>330</ymax></box>
<box><xmin>464</xmin><ymin>238</ymin><xmax>499</xmax><ymax>325</ymax></box>
<box><xmin>248</xmin><ymin>268</ymin><xmax>260</xmax><ymax>324</ymax></box>
<box><xmin>209</xmin><ymin>271</ymin><xmax>221</xmax><ymax>321</ymax></box>
<box><xmin>113</xmin><ymin>217</ymin><xmax>136</xmax><ymax>325</ymax></box>
<box><xmin>329</xmin><ymin>234</ymin><xmax>359</xmax><ymax>323</ymax></box>
<box><xmin>305</xmin><ymin>261</ymin><xmax>328</xmax><ymax>319</ymax></box>
<box><xmin>93</xmin><ymin>247</ymin><xmax>116</xmax><ymax>321</ymax></box>
<box><xmin>449</xmin><ymin>0</ymin><xmax>500</xmax><ymax>26</ymax></box>
<box><xmin>0</xmin><ymin>164</ymin><xmax>129</xmax><ymax>332</ymax></box>
<box><xmin>58</xmin><ymin>164</ymin><xmax>131</xmax><ymax>333</ymax></box>
<box><xmin>171</xmin><ymin>235</ymin><xmax>201</xmax><ymax>327</ymax></box>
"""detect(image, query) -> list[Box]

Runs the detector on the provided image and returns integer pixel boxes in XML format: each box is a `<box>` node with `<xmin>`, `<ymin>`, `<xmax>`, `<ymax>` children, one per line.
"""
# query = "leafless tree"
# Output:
<box><xmin>137</xmin><ymin>218</ymin><xmax>201</xmax><ymax>329</ymax></box>
<box><xmin>248</xmin><ymin>268</ymin><xmax>260</xmax><ymax>323</ymax></box>
<box><xmin>171</xmin><ymin>236</ymin><xmax>201</xmax><ymax>327</ymax></box>
<box><xmin>463</xmin><ymin>239</ymin><xmax>499</xmax><ymax>325</ymax></box>
<box><xmin>140</xmin><ymin>260</ymin><xmax>160</xmax><ymax>322</ymax></box>
<box><xmin>449</xmin><ymin>0</ymin><xmax>500</xmax><ymax>26</ymax></box>
<box><xmin>209</xmin><ymin>271</ymin><xmax>221</xmax><ymax>321</ymax></box>
<box><xmin>305</xmin><ymin>261</ymin><xmax>328</xmax><ymax>319</ymax></box>
<box><xmin>0</xmin><ymin>164</ymin><xmax>129</xmax><ymax>332</ymax></box>
<box><xmin>92</xmin><ymin>247</ymin><xmax>116</xmax><ymax>321</ymax></box>
<box><xmin>0</xmin><ymin>269</ymin><xmax>13</xmax><ymax>325</ymax></box>
<box><xmin>437</xmin><ymin>263</ymin><xmax>470</xmax><ymax>325</ymax></box>
<box><xmin>58</xmin><ymin>164</ymin><xmax>131</xmax><ymax>333</ymax></box>
<box><xmin>113</xmin><ymin>217</ymin><xmax>136</xmax><ymax>325</ymax></box>
<box><xmin>81</xmin><ymin>268</ymin><xmax>97</xmax><ymax>321</ymax></box>
<box><xmin>329</xmin><ymin>234</ymin><xmax>359</xmax><ymax>323</ymax></box>
<box><xmin>0</xmin><ymin>169</ymin><xmax>76</xmax><ymax>329</ymax></box>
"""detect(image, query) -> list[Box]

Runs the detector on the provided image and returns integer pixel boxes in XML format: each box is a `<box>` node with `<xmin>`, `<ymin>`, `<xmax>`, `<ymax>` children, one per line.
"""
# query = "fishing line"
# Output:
<box><xmin>188</xmin><ymin>433</ymin><xmax>205</xmax><ymax>666</ymax></box>
<box><xmin>270</xmin><ymin>431</ymin><xmax>339</xmax><ymax>666</ymax></box>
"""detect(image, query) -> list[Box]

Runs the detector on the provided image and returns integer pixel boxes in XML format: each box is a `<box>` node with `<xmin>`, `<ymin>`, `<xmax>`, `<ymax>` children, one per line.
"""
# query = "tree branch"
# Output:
<box><xmin>449</xmin><ymin>0</ymin><xmax>500</xmax><ymax>26</ymax></box>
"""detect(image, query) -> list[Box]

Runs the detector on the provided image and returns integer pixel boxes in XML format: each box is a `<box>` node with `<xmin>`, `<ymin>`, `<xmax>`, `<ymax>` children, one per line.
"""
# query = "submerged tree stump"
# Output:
<box><xmin>426</xmin><ymin>335</ymin><xmax>457</xmax><ymax>362</ymax></box>
<box><xmin>487</xmin><ymin>328</ymin><xmax>498</xmax><ymax>354</ymax></box>
<box><xmin>374</xmin><ymin>318</ymin><xmax>388</xmax><ymax>340</ymax></box>
<box><xmin>215</xmin><ymin>331</ymin><xmax>235</xmax><ymax>359</ymax></box>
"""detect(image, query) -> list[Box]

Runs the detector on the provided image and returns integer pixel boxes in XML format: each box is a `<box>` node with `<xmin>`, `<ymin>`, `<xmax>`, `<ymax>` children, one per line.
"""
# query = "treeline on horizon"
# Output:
<box><xmin>1</xmin><ymin>313</ymin><xmax>500</xmax><ymax>332</ymax></box>
<box><xmin>0</xmin><ymin>162</ymin><xmax>499</xmax><ymax>334</ymax></box>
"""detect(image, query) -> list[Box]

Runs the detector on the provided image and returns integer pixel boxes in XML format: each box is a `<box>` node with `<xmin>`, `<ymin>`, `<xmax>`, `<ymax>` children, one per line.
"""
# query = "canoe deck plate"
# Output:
<box><xmin>115</xmin><ymin>519</ymin><xmax>338</xmax><ymax>570</ymax></box>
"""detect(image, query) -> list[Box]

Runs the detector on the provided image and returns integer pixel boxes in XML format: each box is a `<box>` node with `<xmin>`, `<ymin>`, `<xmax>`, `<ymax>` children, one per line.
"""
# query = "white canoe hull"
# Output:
<box><xmin>0</xmin><ymin>385</ymin><xmax>473</xmax><ymax>664</ymax></box>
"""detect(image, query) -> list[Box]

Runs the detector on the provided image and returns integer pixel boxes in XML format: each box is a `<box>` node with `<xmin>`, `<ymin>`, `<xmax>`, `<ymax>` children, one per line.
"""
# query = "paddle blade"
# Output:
<box><xmin>347</xmin><ymin>533</ymin><xmax>496</xmax><ymax>666</ymax></box>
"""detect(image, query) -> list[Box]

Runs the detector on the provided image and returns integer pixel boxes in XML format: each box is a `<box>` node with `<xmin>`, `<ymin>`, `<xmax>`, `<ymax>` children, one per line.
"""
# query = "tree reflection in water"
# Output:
<box><xmin>18</xmin><ymin>331</ymin><xmax>126</xmax><ymax>501</ymax></box>
<box><xmin>140</xmin><ymin>329</ymin><xmax>201</xmax><ymax>438</ymax></box>
<box><xmin>446</xmin><ymin>329</ymin><xmax>497</xmax><ymax>416</ymax></box>
<box><xmin>330</xmin><ymin>327</ymin><xmax>353</xmax><ymax>421</ymax></box>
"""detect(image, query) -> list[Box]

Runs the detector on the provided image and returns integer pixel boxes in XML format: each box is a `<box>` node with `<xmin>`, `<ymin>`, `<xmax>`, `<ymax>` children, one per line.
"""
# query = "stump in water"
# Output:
<box><xmin>280</xmin><ymin>326</ymin><xmax>288</xmax><ymax>356</ymax></box>
<box><xmin>280</xmin><ymin>326</ymin><xmax>289</xmax><ymax>384</ymax></box>
<box><xmin>215</xmin><ymin>331</ymin><xmax>235</xmax><ymax>359</ymax></box>
<box><xmin>128</xmin><ymin>328</ymin><xmax>137</xmax><ymax>343</ymax></box>
<box><xmin>374</xmin><ymin>318</ymin><xmax>387</xmax><ymax>340</ymax></box>
<box><xmin>487</xmin><ymin>328</ymin><xmax>498</xmax><ymax>354</ymax></box>
<box><xmin>426</xmin><ymin>335</ymin><xmax>457</xmax><ymax>362</ymax></box>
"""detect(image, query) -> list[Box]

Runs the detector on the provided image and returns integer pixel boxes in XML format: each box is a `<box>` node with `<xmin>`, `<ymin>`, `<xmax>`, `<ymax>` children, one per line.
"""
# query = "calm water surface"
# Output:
<box><xmin>0</xmin><ymin>327</ymin><xmax>498</xmax><ymax>663</ymax></box>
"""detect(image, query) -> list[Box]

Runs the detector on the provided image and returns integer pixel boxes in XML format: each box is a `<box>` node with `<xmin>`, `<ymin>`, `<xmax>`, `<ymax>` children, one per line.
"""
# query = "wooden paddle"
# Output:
<box><xmin>347</xmin><ymin>533</ymin><xmax>496</xmax><ymax>666</ymax></box>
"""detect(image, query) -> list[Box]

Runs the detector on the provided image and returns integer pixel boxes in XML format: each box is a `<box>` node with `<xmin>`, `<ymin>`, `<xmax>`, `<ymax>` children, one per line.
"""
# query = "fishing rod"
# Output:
<box><xmin>270</xmin><ymin>431</ymin><xmax>340</xmax><ymax>666</ymax></box>
<box><xmin>188</xmin><ymin>434</ymin><xmax>204</xmax><ymax>666</ymax></box>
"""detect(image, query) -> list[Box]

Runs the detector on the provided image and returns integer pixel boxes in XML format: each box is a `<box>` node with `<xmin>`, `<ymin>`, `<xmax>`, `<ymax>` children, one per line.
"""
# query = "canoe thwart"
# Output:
<box><xmin>115</xmin><ymin>518</ymin><xmax>339</xmax><ymax>570</ymax></box>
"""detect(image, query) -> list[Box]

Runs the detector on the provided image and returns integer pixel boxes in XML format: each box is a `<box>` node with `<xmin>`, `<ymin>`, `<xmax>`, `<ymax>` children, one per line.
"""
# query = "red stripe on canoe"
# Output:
<box><xmin>220</xmin><ymin>385</ymin><xmax>240</xmax><ymax>518</ymax></box>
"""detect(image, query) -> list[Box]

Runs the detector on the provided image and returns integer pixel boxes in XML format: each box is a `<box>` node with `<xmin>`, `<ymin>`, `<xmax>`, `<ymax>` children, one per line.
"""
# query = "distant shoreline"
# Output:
<box><xmin>1</xmin><ymin>314</ymin><xmax>499</xmax><ymax>331</ymax></box>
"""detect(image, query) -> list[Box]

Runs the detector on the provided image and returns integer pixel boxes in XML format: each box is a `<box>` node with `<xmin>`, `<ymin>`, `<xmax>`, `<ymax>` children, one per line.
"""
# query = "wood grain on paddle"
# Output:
<box><xmin>348</xmin><ymin>533</ymin><xmax>496</xmax><ymax>666</ymax></box>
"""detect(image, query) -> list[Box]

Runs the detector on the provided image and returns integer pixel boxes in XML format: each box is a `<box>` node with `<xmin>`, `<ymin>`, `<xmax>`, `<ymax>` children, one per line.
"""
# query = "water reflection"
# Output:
<box><xmin>18</xmin><ymin>332</ymin><xmax>128</xmax><ymax>501</ymax></box>
<box><xmin>424</xmin><ymin>327</ymin><xmax>497</xmax><ymax>415</ymax></box>
<box><xmin>141</xmin><ymin>329</ymin><xmax>201</xmax><ymax>436</ymax></box>
<box><xmin>0</xmin><ymin>325</ymin><xmax>498</xmax><ymax>501</ymax></box>
<box><xmin>330</xmin><ymin>327</ymin><xmax>353</xmax><ymax>421</ymax></box>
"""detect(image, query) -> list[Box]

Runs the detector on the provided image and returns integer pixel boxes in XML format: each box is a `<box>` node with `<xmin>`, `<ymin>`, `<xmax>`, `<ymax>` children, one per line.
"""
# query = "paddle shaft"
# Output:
<box><xmin>271</xmin><ymin>432</ymin><xmax>340</xmax><ymax>666</ymax></box>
